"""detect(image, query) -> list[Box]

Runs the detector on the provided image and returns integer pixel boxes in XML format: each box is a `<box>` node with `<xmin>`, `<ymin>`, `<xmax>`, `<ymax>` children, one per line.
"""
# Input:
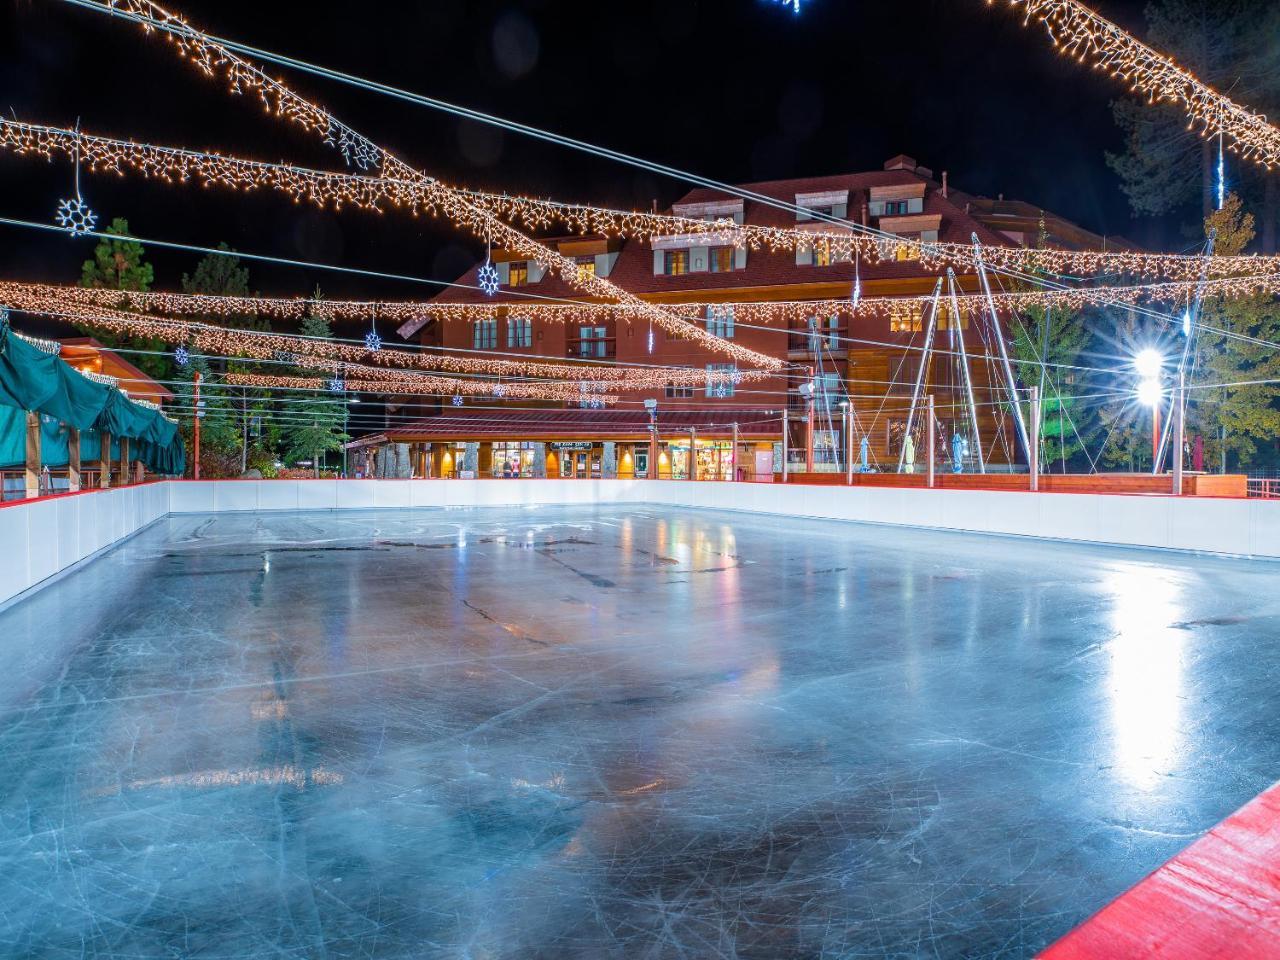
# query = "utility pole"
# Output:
<box><xmin>192</xmin><ymin>370</ymin><xmax>202</xmax><ymax>481</ymax></box>
<box><xmin>1173</xmin><ymin>370</ymin><xmax>1185</xmax><ymax>495</ymax></box>
<box><xmin>1029</xmin><ymin>386</ymin><xmax>1041</xmax><ymax>492</ymax></box>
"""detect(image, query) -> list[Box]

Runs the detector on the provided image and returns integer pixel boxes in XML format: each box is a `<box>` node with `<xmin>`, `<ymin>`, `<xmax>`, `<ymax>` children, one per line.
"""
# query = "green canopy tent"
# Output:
<box><xmin>0</xmin><ymin>323</ymin><xmax>185</xmax><ymax>476</ymax></box>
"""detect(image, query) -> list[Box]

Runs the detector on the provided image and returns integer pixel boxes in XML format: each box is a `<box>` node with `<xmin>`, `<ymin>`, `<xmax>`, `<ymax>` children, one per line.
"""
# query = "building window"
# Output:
<box><xmin>508</xmin><ymin>262</ymin><xmax>529</xmax><ymax>287</ymax></box>
<box><xmin>665</xmin><ymin>382</ymin><xmax>694</xmax><ymax>399</ymax></box>
<box><xmin>507</xmin><ymin>316</ymin><xmax>532</xmax><ymax>348</ymax></box>
<box><xmin>664</xmin><ymin>250</ymin><xmax>689</xmax><ymax>276</ymax></box>
<box><xmin>882</xmin><ymin>200</ymin><xmax>910</xmax><ymax>216</ymax></box>
<box><xmin>889</xmin><ymin>303</ymin><xmax>924</xmax><ymax>333</ymax></box>
<box><xmin>813</xmin><ymin>241</ymin><xmax>833</xmax><ymax>267</ymax></box>
<box><xmin>706</xmin><ymin>363</ymin><xmax>736</xmax><ymax>398</ymax></box>
<box><xmin>473</xmin><ymin>318</ymin><xmax>498</xmax><ymax>350</ymax></box>
<box><xmin>706</xmin><ymin>305</ymin><xmax>735</xmax><ymax>339</ymax></box>
<box><xmin>801</xmin><ymin>204</ymin><xmax>834</xmax><ymax>220</ymax></box>
<box><xmin>577</xmin><ymin>326</ymin><xmax>608</xmax><ymax>358</ymax></box>
<box><xmin>709</xmin><ymin>246</ymin><xmax>735</xmax><ymax>273</ymax></box>
<box><xmin>576</xmin><ymin>256</ymin><xmax>596</xmax><ymax>281</ymax></box>
<box><xmin>936</xmin><ymin>303</ymin><xmax>969</xmax><ymax>331</ymax></box>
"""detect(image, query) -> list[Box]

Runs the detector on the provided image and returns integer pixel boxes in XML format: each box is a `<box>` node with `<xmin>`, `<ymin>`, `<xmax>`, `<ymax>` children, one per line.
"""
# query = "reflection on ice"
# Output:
<box><xmin>1105</xmin><ymin>564</ymin><xmax>1187</xmax><ymax>790</ymax></box>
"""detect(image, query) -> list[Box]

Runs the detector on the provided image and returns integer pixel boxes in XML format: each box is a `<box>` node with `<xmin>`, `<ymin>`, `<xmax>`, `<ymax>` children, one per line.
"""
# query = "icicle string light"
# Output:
<box><xmin>223</xmin><ymin>373</ymin><xmax>621</xmax><ymax>404</ymax></box>
<box><xmin>0</xmin><ymin>283</ymin><xmax>757</xmax><ymax>390</ymax></box>
<box><xmin>11</xmin><ymin>275</ymin><xmax>1280</xmax><ymax>339</ymax></box>
<box><xmin>6</xmin><ymin>117</ymin><xmax>1280</xmax><ymax>283</ymax></box>
<box><xmin>994</xmin><ymin>0</ymin><xmax>1280</xmax><ymax>169</ymax></box>
<box><xmin>63</xmin><ymin>0</ymin><xmax>781</xmax><ymax>371</ymax></box>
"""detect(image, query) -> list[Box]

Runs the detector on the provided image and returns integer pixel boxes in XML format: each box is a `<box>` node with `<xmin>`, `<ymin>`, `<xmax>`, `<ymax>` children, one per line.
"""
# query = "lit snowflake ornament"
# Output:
<box><xmin>492</xmin><ymin>384</ymin><xmax>506</xmax><ymax>398</ymax></box>
<box><xmin>328</xmin><ymin>378</ymin><xmax>346</xmax><ymax>393</ymax></box>
<box><xmin>174</xmin><ymin>345</ymin><xmax>190</xmax><ymax>367</ymax></box>
<box><xmin>477</xmin><ymin>260</ymin><xmax>501</xmax><ymax>297</ymax></box>
<box><xmin>451</xmin><ymin>394</ymin><xmax>464</xmax><ymax>407</ymax></box>
<box><xmin>55</xmin><ymin>197</ymin><xmax>97</xmax><ymax>237</ymax></box>
<box><xmin>364</xmin><ymin>329</ymin><xmax>382</xmax><ymax>352</ymax></box>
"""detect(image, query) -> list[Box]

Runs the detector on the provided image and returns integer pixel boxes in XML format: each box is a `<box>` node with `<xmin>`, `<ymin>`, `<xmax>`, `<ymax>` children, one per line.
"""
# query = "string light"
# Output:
<box><xmin>226</xmin><ymin>373</ymin><xmax>620</xmax><ymax>404</ymax></box>
<box><xmin>56</xmin><ymin>0</ymin><xmax>781</xmax><ymax>372</ymax></box>
<box><xmin>0</xmin><ymin>283</ymin><xmax>759</xmax><ymax>392</ymax></box>
<box><xmin>6</xmin><ymin>118</ymin><xmax>1279</xmax><ymax>284</ymax></box>
<box><xmin>994</xmin><ymin>0</ymin><xmax>1280</xmax><ymax>169</ymax></box>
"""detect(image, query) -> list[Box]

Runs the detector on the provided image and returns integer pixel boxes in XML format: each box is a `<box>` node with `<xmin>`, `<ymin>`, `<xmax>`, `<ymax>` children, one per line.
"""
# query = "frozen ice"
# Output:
<box><xmin>0</xmin><ymin>505</ymin><xmax>1277</xmax><ymax>958</ymax></box>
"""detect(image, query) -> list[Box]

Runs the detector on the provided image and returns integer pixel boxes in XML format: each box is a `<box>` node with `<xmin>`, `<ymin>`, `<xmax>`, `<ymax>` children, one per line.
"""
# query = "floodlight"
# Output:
<box><xmin>1133</xmin><ymin>349</ymin><xmax>1164</xmax><ymax>379</ymax></box>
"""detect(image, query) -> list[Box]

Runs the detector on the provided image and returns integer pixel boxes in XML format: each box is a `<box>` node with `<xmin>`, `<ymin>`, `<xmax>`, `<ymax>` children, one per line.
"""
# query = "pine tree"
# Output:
<box><xmin>1008</xmin><ymin>305</ymin><xmax>1098</xmax><ymax>471</ymax></box>
<box><xmin>78</xmin><ymin>218</ymin><xmax>170</xmax><ymax>380</ymax></box>
<box><xmin>1190</xmin><ymin>194</ymin><xmax>1280</xmax><ymax>469</ymax></box>
<box><xmin>282</xmin><ymin>288</ymin><xmax>348</xmax><ymax>476</ymax></box>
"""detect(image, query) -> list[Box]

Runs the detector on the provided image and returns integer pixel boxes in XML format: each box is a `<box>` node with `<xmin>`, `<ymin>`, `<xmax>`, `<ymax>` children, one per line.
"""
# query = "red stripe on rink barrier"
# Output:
<box><xmin>1040</xmin><ymin>782</ymin><xmax>1280</xmax><ymax>959</ymax></box>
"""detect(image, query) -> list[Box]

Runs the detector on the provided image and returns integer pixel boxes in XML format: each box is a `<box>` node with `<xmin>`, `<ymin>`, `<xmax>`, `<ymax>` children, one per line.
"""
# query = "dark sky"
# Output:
<box><xmin>2</xmin><ymin>0</ymin><xmax>1156</xmax><ymax>323</ymax></box>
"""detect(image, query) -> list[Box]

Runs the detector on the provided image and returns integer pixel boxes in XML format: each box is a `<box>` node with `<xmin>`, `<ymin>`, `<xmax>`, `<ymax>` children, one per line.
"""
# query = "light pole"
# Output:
<box><xmin>1134</xmin><ymin>349</ymin><xmax>1165</xmax><ymax>473</ymax></box>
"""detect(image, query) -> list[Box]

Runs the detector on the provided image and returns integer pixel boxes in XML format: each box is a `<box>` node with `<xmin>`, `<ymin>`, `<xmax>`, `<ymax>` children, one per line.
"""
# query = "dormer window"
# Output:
<box><xmin>709</xmin><ymin>246</ymin><xmax>735</xmax><ymax>273</ymax></box>
<box><xmin>882</xmin><ymin>200</ymin><xmax>910</xmax><ymax>217</ymax></box>
<box><xmin>508</xmin><ymin>262</ymin><xmax>528</xmax><ymax>287</ymax></box>
<box><xmin>664</xmin><ymin>250</ymin><xmax>689</xmax><ymax>276</ymax></box>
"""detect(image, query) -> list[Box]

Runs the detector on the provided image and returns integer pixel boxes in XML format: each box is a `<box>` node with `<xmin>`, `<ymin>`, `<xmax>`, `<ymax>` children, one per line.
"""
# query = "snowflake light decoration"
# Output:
<box><xmin>328</xmin><ymin>378</ymin><xmax>346</xmax><ymax>393</ymax></box>
<box><xmin>477</xmin><ymin>260</ymin><xmax>501</xmax><ymax>297</ymax></box>
<box><xmin>55</xmin><ymin>197</ymin><xmax>97</xmax><ymax>237</ymax></box>
<box><xmin>364</xmin><ymin>329</ymin><xmax>382</xmax><ymax>352</ymax></box>
<box><xmin>451</xmin><ymin>394</ymin><xmax>464</xmax><ymax>407</ymax></box>
<box><xmin>492</xmin><ymin>384</ymin><xmax>506</xmax><ymax>398</ymax></box>
<box><xmin>174</xmin><ymin>345</ymin><xmax>190</xmax><ymax>367</ymax></box>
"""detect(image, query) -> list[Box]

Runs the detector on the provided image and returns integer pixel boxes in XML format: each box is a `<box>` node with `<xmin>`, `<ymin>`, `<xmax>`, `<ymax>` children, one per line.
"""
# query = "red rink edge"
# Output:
<box><xmin>1040</xmin><ymin>781</ymin><xmax>1280</xmax><ymax>959</ymax></box>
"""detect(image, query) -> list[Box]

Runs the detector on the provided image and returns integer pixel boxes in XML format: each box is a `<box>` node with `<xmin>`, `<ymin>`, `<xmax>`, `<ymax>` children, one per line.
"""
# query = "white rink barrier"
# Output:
<box><xmin>2</xmin><ymin>478</ymin><xmax>1277</xmax><ymax>607</ymax></box>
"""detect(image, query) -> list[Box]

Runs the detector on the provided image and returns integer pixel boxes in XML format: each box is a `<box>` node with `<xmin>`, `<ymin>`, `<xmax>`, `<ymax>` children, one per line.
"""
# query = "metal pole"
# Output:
<box><xmin>1152</xmin><ymin>404</ymin><xmax>1161</xmax><ymax>471</ymax></box>
<box><xmin>972</xmin><ymin>235</ymin><xmax>1032</xmax><ymax>465</ymax></box>
<box><xmin>926</xmin><ymin>394</ymin><xmax>936</xmax><ymax>489</ymax></box>
<box><xmin>805</xmin><ymin>367</ymin><xmax>815</xmax><ymax>474</ymax></box>
<box><xmin>781</xmin><ymin>412</ymin><xmax>789</xmax><ymax>483</ymax></box>
<box><xmin>191</xmin><ymin>370</ymin><xmax>202</xmax><ymax>480</ymax></box>
<box><xmin>731</xmin><ymin>421</ymin><xmax>739</xmax><ymax>482</ymax></box>
<box><xmin>844</xmin><ymin>407</ymin><xmax>854</xmax><ymax>485</ymax></box>
<box><xmin>945</xmin><ymin>270</ymin><xmax>986</xmax><ymax>473</ymax></box>
<box><xmin>1029</xmin><ymin>386</ymin><xmax>1040</xmax><ymax>492</ymax></box>
<box><xmin>688</xmin><ymin>427</ymin><xmax>696</xmax><ymax>481</ymax></box>
<box><xmin>1173</xmin><ymin>370</ymin><xmax>1185</xmax><ymax>495</ymax></box>
<box><xmin>649</xmin><ymin>413</ymin><xmax>658</xmax><ymax>479</ymax></box>
<box><xmin>898</xmin><ymin>278</ymin><xmax>943</xmax><ymax>473</ymax></box>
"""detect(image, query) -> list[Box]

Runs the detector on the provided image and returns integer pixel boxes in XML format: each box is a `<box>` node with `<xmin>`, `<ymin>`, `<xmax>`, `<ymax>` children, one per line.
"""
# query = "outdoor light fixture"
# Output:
<box><xmin>1182</xmin><ymin>310</ymin><xmax>1192</xmax><ymax>337</ymax></box>
<box><xmin>1132</xmin><ymin>348</ymin><xmax>1164</xmax><ymax>379</ymax></box>
<box><xmin>1136</xmin><ymin>378</ymin><xmax>1163</xmax><ymax>407</ymax></box>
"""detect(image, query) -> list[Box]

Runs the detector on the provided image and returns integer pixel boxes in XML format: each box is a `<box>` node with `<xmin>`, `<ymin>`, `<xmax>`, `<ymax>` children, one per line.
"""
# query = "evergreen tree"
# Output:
<box><xmin>1008</xmin><ymin>305</ymin><xmax>1098</xmax><ymax>471</ymax></box>
<box><xmin>282</xmin><ymin>289</ymin><xmax>348</xmax><ymax>476</ymax></box>
<box><xmin>78</xmin><ymin>218</ymin><xmax>170</xmax><ymax>380</ymax></box>
<box><xmin>181</xmin><ymin>245</ymin><xmax>271</xmax><ymax>474</ymax></box>
<box><xmin>1190</xmin><ymin>194</ymin><xmax>1280</xmax><ymax>469</ymax></box>
<box><xmin>1106</xmin><ymin>0</ymin><xmax>1280</xmax><ymax>248</ymax></box>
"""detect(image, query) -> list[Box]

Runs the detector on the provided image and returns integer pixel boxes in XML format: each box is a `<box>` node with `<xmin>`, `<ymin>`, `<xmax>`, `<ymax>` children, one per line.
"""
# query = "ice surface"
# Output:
<box><xmin>0</xmin><ymin>505</ymin><xmax>1278</xmax><ymax>958</ymax></box>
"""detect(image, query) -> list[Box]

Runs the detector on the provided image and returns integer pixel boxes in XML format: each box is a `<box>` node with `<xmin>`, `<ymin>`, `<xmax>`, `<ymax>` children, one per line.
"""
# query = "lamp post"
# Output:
<box><xmin>1134</xmin><ymin>349</ymin><xmax>1165</xmax><ymax>473</ymax></box>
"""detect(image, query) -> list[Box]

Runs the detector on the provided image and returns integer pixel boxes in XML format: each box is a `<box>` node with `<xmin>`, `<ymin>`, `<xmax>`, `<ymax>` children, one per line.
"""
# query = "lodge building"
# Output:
<box><xmin>349</xmin><ymin>155</ymin><xmax>1125</xmax><ymax>479</ymax></box>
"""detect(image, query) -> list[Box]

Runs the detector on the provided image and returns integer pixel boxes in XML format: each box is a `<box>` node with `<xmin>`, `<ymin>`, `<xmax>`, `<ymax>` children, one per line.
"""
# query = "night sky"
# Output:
<box><xmin>2</xmin><ymin>0</ymin><xmax>1156</xmax><ymax>326</ymax></box>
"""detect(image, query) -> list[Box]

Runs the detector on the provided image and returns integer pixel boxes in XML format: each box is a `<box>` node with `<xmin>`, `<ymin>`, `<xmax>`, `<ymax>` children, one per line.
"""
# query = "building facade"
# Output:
<box><xmin>354</xmin><ymin>155</ymin><xmax>1116</xmax><ymax>479</ymax></box>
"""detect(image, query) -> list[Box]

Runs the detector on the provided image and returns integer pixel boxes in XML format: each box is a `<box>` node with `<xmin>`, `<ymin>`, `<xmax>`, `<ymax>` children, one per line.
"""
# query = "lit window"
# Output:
<box><xmin>801</xmin><ymin>205</ymin><xmax>834</xmax><ymax>220</ymax></box>
<box><xmin>664</xmin><ymin>250</ymin><xmax>688</xmax><ymax>276</ymax></box>
<box><xmin>508</xmin><ymin>262</ymin><xmax>528</xmax><ymax>287</ymax></box>
<box><xmin>665</xmin><ymin>382</ymin><xmax>694</xmax><ymax>399</ymax></box>
<box><xmin>576</xmin><ymin>326</ymin><xmax>609</xmax><ymax>358</ymax></box>
<box><xmin>706</xmin><ymin>305</ymin><xmax>735</xmax><ymax>339</ymax></box>
<box><xmin>473</xmin><ymin>318</ymin><xmax>498</xmax><ymax>350</ymax></box>
<box><xmin>576</xmin><ymin>256</ymin><xmax>596</xmax><ymax>281</ymax></box>
<box><xmin>814</xmin><ymin>241</ymin><xmax>832</xmax><ymax>267</ymax></box>
<box><xmin>889</xmin><ymin>303</ymin><xmax>924</xmax><ymax>333</ymax></box>
<box><xmin>709</xmin><ymin>246</ymin><xmax>735</xmax><ymax>272</ymax></box>
<box><xmin>507</xmin><ymin>316</ymin><xmax>532</xmax><ymax>348</ymax></box>
<box><xmin>895</xmin><ymin>242</ymin><xmax>917</xmax><ymax>262</ymax></box>
<box><xmin>936</xmin><ymin>303</ymin><xmax>969</xmax><ymax>331</ymax></box>
<box><xmin>706</xmin><ymin>363</ymin><xmax>736</xmax><ymax>398</ymax></box>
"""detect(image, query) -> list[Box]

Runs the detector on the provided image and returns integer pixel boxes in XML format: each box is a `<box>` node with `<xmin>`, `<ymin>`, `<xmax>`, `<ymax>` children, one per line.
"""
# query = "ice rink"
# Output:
<box><xmin>1</xmin><ymin>505</ymin><xmax>1277</xmax><ymax>958</ymax></box>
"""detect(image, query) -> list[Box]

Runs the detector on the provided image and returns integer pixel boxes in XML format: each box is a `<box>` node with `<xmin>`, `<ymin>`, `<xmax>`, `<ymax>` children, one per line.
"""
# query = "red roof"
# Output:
<box><xmin>426</xmin><ymin>165</ymin><xmax>1011</xmax><ymax>310</ymax></box>
<box><xmin>350</xmin><ymin>407</ymin><xmax>784</xmax><ymax>446</ymax></box>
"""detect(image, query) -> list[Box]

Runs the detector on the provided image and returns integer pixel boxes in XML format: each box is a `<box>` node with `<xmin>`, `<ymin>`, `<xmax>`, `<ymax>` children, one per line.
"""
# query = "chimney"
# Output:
<box><xmin>861</xmin><ymin>201</ymin><xmax>868</xmax><ymax>226</ymax></box>
<box><xmin>998</xmin><ymin>193</ymin><xmax>1004</xmax><ymax>202</ymax></box>
<box><xmin>942</xmin><ymin>171</ymin><xmax>949</xmax><ymax>198</ymax></box>
<box><xmin>651</xmin><ymin>198</ymin><xmax>658</xmax><ymax>214</ymax></box>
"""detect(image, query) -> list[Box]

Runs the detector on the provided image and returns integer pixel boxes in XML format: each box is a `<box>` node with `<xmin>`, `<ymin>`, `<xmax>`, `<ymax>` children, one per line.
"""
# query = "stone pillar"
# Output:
<box><xmin>602</xmin><ymin>441</ymin><xmax>617</xmax><ymax>479</ymax></box>
<box><xmin>463</xmin><ymin>442</ymin><xmax>479</xmax><ymax>476</ymax></box>
<box><xmin>532</xmin><ymin>443</ymin><xmax>547</xmax><ymax>479</ymax></box>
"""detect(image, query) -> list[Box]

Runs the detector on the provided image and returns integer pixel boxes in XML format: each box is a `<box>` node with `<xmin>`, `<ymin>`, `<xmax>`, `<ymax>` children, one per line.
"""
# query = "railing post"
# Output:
<box><xmin>781</xmin><ymin>412</ymin><xmax>789</xmax><ymax>483</ymax></box>
<box><xmin>1173</xmin><ymin>370</ymin><xmax>1185</xmax><ymax>496</ymax></box>
<box><xmin>845</xmin><ymin>406</ymin><xmax>854</xmax><ymax>485</ymax></box>
<box><xmin>1029</xmin><ymin>386</ymin><xmax>1040</xmax><ymax>493</ymax></box>
<box><xmin>731</xmin><ymin>422</ymin><xmax>738</xmax><ymax>481</ymax></box>
<box><xmin>926</xmin><ymin>395</ymin><xmax>936</xmax><ymax>490</ymax></box>
<box><xmin>24</xmin><ymin>411</ymin><xmax>40</xmax><ymax>500</ymax></box>
<box><xmin>68</xmin><ymin>427</ymin><xmax>81</xmax><ymax>492</ymax></box>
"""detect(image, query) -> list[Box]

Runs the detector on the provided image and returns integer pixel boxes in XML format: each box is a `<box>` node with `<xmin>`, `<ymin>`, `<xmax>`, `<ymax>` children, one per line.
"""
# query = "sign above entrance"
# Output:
<box><xmin>549</xmin><ymin>442</ymin><xmax>593</xmax><ymax>451</ymax></box>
